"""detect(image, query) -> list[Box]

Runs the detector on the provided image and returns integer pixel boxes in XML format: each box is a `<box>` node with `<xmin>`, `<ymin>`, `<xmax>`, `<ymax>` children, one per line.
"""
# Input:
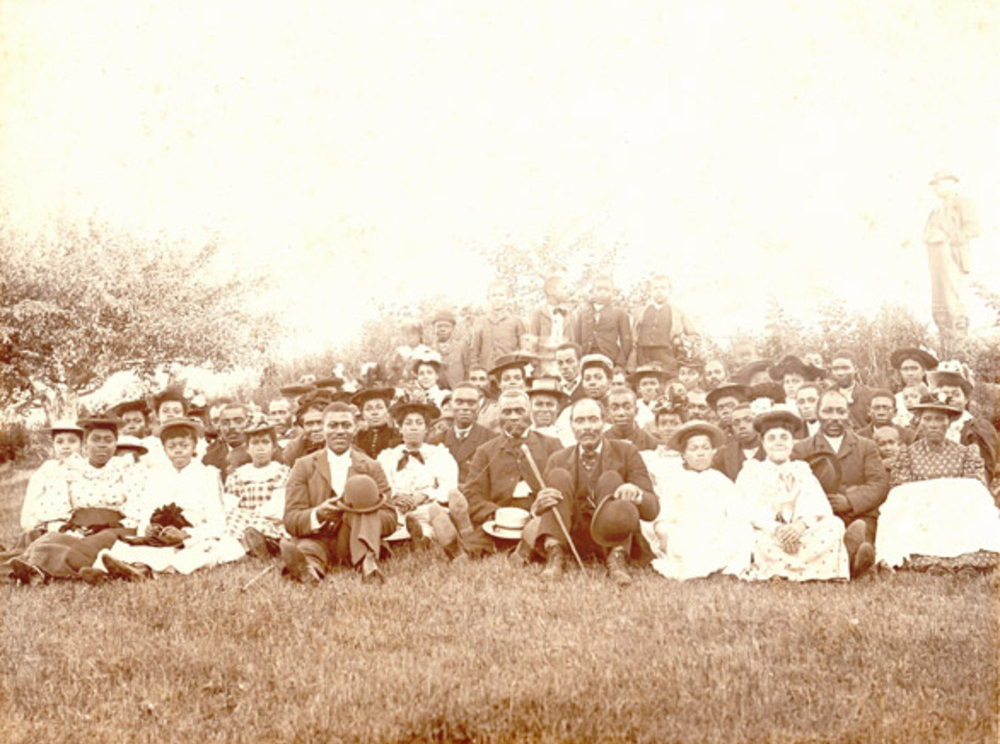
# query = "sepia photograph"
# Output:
<box><xmin>1</xmin><ymin>1</ymin><xmax>997</xmax><ymax>742</ymax></box>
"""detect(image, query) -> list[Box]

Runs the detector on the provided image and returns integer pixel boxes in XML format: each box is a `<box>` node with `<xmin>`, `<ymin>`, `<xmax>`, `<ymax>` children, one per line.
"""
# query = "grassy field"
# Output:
<box><xmin>1</xmin><ymin>472</ymin><xmax>997</xmax><ymax>744</ymax></box>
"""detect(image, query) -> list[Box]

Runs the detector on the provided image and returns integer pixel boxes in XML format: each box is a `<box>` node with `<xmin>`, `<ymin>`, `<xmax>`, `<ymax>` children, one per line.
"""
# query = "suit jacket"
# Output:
<box><xmin>462</xmin><ymin>430</ymin><xmax>563</xmax><ymax>523</ymax></box>
<box><xmin>543</xmin><ymin>438</ymin><xmax>658</xmax><ymax>522</ymax></box>
<box><xmin>429</xmin><ymin>423</ymin><xmax>495</xmax><ymax>484</ymax></box>
<box><xmin>712</xmin><ymin>440</ymin><xmax>766</xmax><ymax>482</ymax></box>
<box><xmin>433</xmin><ymin>340</ymin><xmax>468</xmax><ymax>389</ymax></box>
<box><xmin>569</xmin><ymin>304</ymin><xmax>632</xmax><ymax>369</ymax></box>
<box><xmin>791</xmin><ymin>431</ymin><xmax>889</xmax><ymax>521</ymax></box>
<box><xmin>841</xmin><ymin>382</ymin><xmax>875</xmax><ymax>430</ymax></box>
<box><xmin>609</xmin><ymin>425</ymin><xmax>661</xmax><ymax>452</ymax></box>
<box><xmin>469</xmin><ymin>312</ymin><xmax>525</xmax><ymax>370</ymax></box>
<box><xmin>284</xmin><ymin>446</ymin><xmax>393</xmax><ymax>538</ymax></box>
<box><xmin>960</xmin><ymin>417</ymin><xmax>997</xmax><ymax>481</ymax></box>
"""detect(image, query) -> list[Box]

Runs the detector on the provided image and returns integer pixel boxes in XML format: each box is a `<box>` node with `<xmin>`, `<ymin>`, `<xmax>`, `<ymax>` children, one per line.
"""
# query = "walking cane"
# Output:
<box><xmin>239</xmin><ymin>564</ymin><xmax>276</xmax><ymax>592</ymax></box>
<box><xmin>519</xmin><ymin>443</ymin><xmax>585</xmax><ymax>570</ymax></box>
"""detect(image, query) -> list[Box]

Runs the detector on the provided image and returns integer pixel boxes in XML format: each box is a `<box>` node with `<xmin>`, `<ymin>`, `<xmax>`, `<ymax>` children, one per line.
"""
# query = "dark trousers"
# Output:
<box><xmin>296</xmin><ymin>511</ymin><xmax>396</xmax><ymax>574</ymax></box>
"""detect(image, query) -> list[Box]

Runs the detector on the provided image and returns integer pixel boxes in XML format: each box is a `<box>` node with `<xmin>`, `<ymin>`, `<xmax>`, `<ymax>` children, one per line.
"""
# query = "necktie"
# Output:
<box><xmin>581</xmin><ymin>448</ymin><xmax>599</xmax><ymax>471</ymax></box>
<box><xmin>397</xmin><ymin>450</ymin><xmax>425</xmax><ymax>470</ymax></box>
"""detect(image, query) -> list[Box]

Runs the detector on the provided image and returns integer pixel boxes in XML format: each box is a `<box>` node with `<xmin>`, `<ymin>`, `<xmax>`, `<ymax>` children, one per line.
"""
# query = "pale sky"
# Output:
<box><xmin>1</xmin><ymin>1</ymin><xmax>998</xmax><ymax>356</ymax></box>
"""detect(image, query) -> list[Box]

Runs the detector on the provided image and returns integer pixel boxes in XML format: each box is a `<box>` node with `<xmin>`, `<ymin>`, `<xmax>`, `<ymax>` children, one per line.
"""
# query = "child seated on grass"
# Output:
<box><xmin>223</xmin><ymin>416</ymin><xmax>290</xmax><ymax>560</ymax></box>
<box><xmin>19</xmin><ymin>420</ymin><xmax>85</xmax><ymax>537</ymax></box>
<box><xmin>95</xmin><ymin>418</ymin><xmax>244</xmax><ymax>581</ymax></box>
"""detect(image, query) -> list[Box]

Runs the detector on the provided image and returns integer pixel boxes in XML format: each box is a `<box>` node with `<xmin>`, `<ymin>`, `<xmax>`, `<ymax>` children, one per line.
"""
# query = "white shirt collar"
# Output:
<box><xmin>822</xmin><ymin>434</ymin><xmax>845</xmax><ymax>453</ymax></box>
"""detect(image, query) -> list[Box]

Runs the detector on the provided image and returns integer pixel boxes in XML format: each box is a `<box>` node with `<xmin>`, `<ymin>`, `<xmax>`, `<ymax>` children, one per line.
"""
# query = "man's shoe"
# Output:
<box><xmin>78</xmin><ymin>567</ymin><xmax>111</xmax><ymax>586</ymax></box>
<box><xmin>243</xmin><ymin>527</ymin><xmax>272</xmax><ymax>561</ymax></box>
<box><xmin>361</xmin><ymin>553</ymin><xmax>385</xmax><ymax>584</ymax></box>
<box><xmin>101</xmin><ymin>554</ymin><xmax>152</xmax><ymax>582</ymax></box>
<box><xmin>280</xmin><ymin>540</ymin><xmax>320</xmax><ymax>584</ymax></box>
<box><xmin>405</xmin><ymin>515</ymin><xmax>431</xmax><ymax>551</ymax></box>
<box><xmin>852</xmin><ymin>542</ymin><xmax>876</xmax><ymax>578</ymax></box>
<box><xmin>541</xmin><ymin>543</ymin><xmax>566</xmax><ymax>581</ymax></box>
<box><xmin>8</xmin><ymin>559</ymin><xmax>47</xmax><ymax>586</ymax></box>
<box><xmin>606</xmin><ymin>546</ymin><xmax>632</xmax><ymax>586</ymax></box>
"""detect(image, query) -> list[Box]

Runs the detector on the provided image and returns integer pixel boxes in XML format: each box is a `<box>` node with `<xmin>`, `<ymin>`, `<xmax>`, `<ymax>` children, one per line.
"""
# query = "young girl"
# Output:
<box><xmin>19</xmin><ymin>420</ymin><xmax>84</xmax><ymax>536</ymax></box>
<box><xmin>411</xmin><ymin>351</ymin><xmax>449</xmax><ymax>409</ymax></box>
<box><xmin>223</xmin><ymin>416</ymin><xmax>291</xmax><ymax>559</ymax></box>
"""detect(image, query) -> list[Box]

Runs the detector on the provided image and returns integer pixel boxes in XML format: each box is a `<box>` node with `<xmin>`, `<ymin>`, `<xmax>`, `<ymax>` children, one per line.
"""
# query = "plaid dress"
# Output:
<box><xmin>223</xmin><ymin>461</ymin><xmax>290</xmax><ymax>540</ymax></box>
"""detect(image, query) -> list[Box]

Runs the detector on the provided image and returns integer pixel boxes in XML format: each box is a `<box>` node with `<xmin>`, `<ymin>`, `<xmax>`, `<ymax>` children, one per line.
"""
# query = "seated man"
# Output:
<box><xmin>434</xmin><ymin>389</ymin><xmax>562</xmax><ymax>558</ymax></box>
<box><xmin>711</xmin><ymin>402</ymin><xmax>765</xmax><ymax>482</ymax></box>
<box><xmin>628</xmin><ymin>365</ymin><xmax>667</xmax><ymax>429</ymax></box>
<box><xmin>532</xmin><ymin>398</ymin><xmax>659</xmax><ymax>585</ymax></box>
<box><xmin>281</xmin><ymin>402</ymin><xmax>396</xmax><ymax>584</ymax></box>
<box><xmin>705</xmin><ymin>383</ymin><xmax>750</xmax><ymax>435</ymax></box>
<box><xmin>202</xmin><ymin>402</ymin><xmax>252</xmax><ymax>482</ymax></box>
<box><xmin>428</xmin><ymin>381</ymin><xmax>494</xmax><ymax>484</ymax></box>
<box><xmin>377</xmin><ymin>401</ymin><xmax>458</xmax><ymax>548</ymax></box>
<box><xmin>792</xmin><ymin>390</ymin><xmax>889</xmax><ymax>578</ymax></box>
<box><xmin>267</xmin><ymin>397</ymin><xmax>301</xmax><ymax>449</ymax></box>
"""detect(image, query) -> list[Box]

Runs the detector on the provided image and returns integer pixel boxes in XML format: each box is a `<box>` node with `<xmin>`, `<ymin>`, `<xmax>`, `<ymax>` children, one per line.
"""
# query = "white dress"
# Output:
<box><xmin>647</xmin><ymin>466</ymin><xmax>752</xmax><ymax>580</ymax></box>
<box><xmin>20</xmin><ymin>456</ymin><xmax>77</xmax><ymax>532</ymax></box>
<box><xmin>100</xmin><ymin>460</ymin><xmax>245</xmax><ymax>574</ymax></box>
<box><xmin>736</xmin><ymin>459</ymin><xmax>849</xmax><ymax>581</ymax></box>
<box><xmin>377</xmin><ymin>443</ymin><xmax>458</xmax><ymax>539</ymax></box>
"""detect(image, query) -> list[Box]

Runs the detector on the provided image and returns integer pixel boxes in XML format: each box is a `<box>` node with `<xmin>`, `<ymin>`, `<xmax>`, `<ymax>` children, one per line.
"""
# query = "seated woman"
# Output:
<box><xmin>4</xmin><ymin>418</ymin><xmax>145</xmax><ymax>585</ymax></box>
<box><xmin>96</xmin><ymin>418</ymin><xmax>243</xmax><ymax>580</ymax></box>
<box><xmin>376</xmin><ymin>401</ymin><xmax>457</xmax><ymax>547</ymax></box>
<box><xmin>736</xmin><ymin>408</ymin><xmax>849</xmax><ymax>581</ymax></box>
<box><xmin>875</xmin><ymin>393</ymin><xmax>1000</xmax><ymax>574</ymax></box>
<box><xmin>223</xmin><ymin>415</ymin><xmax>291</xmax><ymax>559</ymax></box>
<box><xmin>644</xmin><ymin>421</ymin><xmax>751</xmax><ymax>580</ymax></box>
<box><xmin>18</xmin><ymin>420</ymin><xmax>85</xmax><ymax>539</ymax></box>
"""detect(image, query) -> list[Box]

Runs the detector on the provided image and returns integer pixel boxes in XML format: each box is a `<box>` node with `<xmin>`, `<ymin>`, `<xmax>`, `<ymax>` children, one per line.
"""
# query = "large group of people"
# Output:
<box><xmin>3</xmin><ymin>271</ymin><xmax>999</xmax><ymax>589</ymax></box>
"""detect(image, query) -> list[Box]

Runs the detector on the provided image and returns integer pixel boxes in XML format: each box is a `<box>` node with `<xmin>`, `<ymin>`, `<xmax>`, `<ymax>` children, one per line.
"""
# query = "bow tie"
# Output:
<box><xmin>397</xmin><ymin>450</ymin><xmax>425</xmax><ymax>470</ymax></box>
<box><xmin>580</xmin><ymin>448</ymin><xmax>599</xmax><ymax>470</ymax></box>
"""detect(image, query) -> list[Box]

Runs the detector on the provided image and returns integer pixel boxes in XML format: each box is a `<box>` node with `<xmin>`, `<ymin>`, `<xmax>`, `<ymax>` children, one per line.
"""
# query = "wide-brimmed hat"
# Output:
<box><xmin>627</xmin><ymin>364</ymin><xmax>669</xmax><ymax>389</ymax></box>
<box><xmin>78</xmin><ymin>417</ymin><xmax>122</xmax><ymax>434</ymax></box>
<box><xmin>526</xmin><ymin>376</ymin><xmax>569</xmax><ymax>404</ymax></box>
<box><xmin>339</xmin><ymin>474</ymin><xmax>388</xmax><ymax>514</ymax></box>
<box><xmin>351</xmin><ymin>387</ymin><xmax>396</xmax><ymax>408</ymax></box>
<box><xmin>668</xmin><ymin>421</ymin><xmax>726</xmax><ymax>451</ymax></box>
<box><xmin>280</xmin><ymin>383</ymin><xmax>317</xmax><ymax>397</ymax></box>
<box><xmin>768</xmin><ymin>355</ymin><xmax>824</xmax><ymax>382</ymax></box>
<box><xmin>489</xmin><ymin>353</ymin><xmax>536</xmax><ymax>379</ymax></box>
<box><xmin>411</xmin><ymin>349</ymin><xmax>444</xmax><ymax>373</ymax></box>
<box><xmin>733</xmin><ymin>360</ymin><xmax>770</xmax><ymax>385</ymax></box>
<box><xmin>591</xmin><ymin>494</ymin><xmax>640</xmax><ymax>548</ymax></box>
<box><xmin>115</xmin><ymin>435</ymin><xmax>149</xmax><ymax>455</ymax></box>
<box><xmin>389</xmin><ymin>400</ymin><xmax>440</xmax><ymax>425</ymax></box>
<box><xmin>156</xmin><ymin>417</ymin><xmax>205</xmax><ymax>440</ymax></box>
<box><xmin>909</xmin><ymin>392</ymin><xmax>964</xmax><ymax>418</ymax></box>
<box><xmin>579</xmin><ymin>353</ymin><xmax>614</xmax><ymax>377</ymax></box>
<box><xmin>890</xmin><ymin>347</ymin><xmax>938</xmax><ymax>371</ymax></box>
<box><xmin>482</xmin><ymin>507</ymin><xmax>531</xmax><ymax>541</ymax></box>
<box><xmin>111</xmin><ymin>398</ymin><xmax>149</xmax><ymax>418</ymax></box>
<box><xmin>752</xmin><ymin>408</ymin><xmax>804</xmax><ymax>436</ymax></box>
<box><xmin>706</xmin><ymin>383</ymin><xmax>751</xmax><ymax>409</ymax></box>
<box><xmin>243</xmin><ymin>412</ymin><xmax>277</xmax><ymax>439</ymax></box>
<box><xmin>927</xmin><ymin>364</ymin><xmax>973</xmax><ymax>397</ymax></box>
<box><xmin>314</xmin><ymin>375</ymin><xmax>344</xmax><ymax>390</ymax></box>
<box><xmin>929</xmin><ymin>170</ymin><xmax>959</xmax><ymax>185</ymax></box>
<box><xmin>44</xmin><ymin>419</ymin><xmax>85</xmax><ymax>436</ymax></box>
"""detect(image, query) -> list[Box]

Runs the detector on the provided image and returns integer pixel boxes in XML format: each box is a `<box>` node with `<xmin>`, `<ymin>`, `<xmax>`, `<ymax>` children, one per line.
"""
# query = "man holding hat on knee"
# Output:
<box><xmin>282</xmin><ymin>402</ymin><xmax>396</xmax><ymax>584</ymax></box>
<box><xmin>533</xmin><ymin>398</ymin><xmax>658</xmax><ymax>585</ymax></box>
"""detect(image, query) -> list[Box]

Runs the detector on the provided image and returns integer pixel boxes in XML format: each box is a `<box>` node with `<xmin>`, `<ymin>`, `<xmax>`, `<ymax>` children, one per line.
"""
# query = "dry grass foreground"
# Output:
<box><xmin>0</xmin><ymin>474</ymin><xmax>997</xmax><ymax>744</ymax></box>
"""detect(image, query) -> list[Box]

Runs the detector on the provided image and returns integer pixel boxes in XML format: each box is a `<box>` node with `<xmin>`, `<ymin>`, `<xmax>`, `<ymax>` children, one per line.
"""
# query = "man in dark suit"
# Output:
<box><xmin>568</xmin><ymin>276</ymin><xmax>632</xmax><ymax>370</ymax></box>
<box><xmin>606</xmin><ymin>388</ymin><xmax>660</xmax><ymax>451</ymax></box>
<box><xmin>533</xmin><ymin>398</ymin><xmax>658</xmax><ymax>585</ymax></box>
<box><xmin>792</xmin><ymin>389</ymin><xmax>889</xmax><ymax>578</ymax></box>
<box><xmin>282</xmin><ymin>402</ymin><xmax>397</xmax><ymax>584</ymax></box>
<box><xmin>712</xmin><ymin>403</ymin><xmax>765</xmax><ymax>481</ymax></box>
<box><xmin>436</xmin><ymin>389</ymin><xmax>562</xmax><ymax>557</ymax></box>
<box><xmin>855</xmin><ymin>389</ymin><xmax>916</xmax><ymax>446</ymax></box>
<box><xmin>428</xmin><ymin>381</ymin><xmax>493</xmax><ymax>483</ymax></box>
<box><xmin>829</xmin><ymin>350</ymin><xmax>875</xmax><ymax>430</ymax></box>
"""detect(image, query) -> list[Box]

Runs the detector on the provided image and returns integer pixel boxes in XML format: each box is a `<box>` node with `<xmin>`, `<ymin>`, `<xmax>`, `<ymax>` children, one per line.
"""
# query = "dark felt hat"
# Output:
<box><xmin>627</xmin><ymin>364</ymin><xmax>669</xmax><ymax>389</ymax></box>
<box><xmin>768</xmin><ymin>355</ymin><xmax>824</xmax><ymax>382</ymax></box>
<box><xmin>339</xmin><ymin>474</ymin><xmax>388</xmax><ymax>514</ymax></box>
<box><xmin>890</xmin><ymin>347</ymin><xmax>938</xmax><ymax>371</ymax></box>
<box><xmin>526</xmin><ymin>376</ymin><xmax>569</xmax><ymax>403</ymax></box>
<box><xmin>350</xmin><ymin>387</ymin><xmax>396</xmax><ymax>408</ymax></box>
<box><xmin>909</xmin><ymin>392</ymin><xmax>964</xmax><ymax>418</ymax></box>
<box><xmin>280</xmin><ymin>383</ymin><xmax>317</xmax><ymax>397</ymax></box>
<box><xmin>926</xmin><ymin>369</ymin><xmax>973</xmax><ymax>397</ymax></box>
<box><xmin>112</xmin><ymin>398</ymin><xmax>150</xmax><ymax>418</ymax></box>
<box><xmin>489</xmin><ymin>353</ymin><xmax>536</xmax><ymax>379</ymax></box>
<box><xmin>752</xmin><ymin>409</ymin><xmax>804</xmax><ymax>436</ymax></box>
<box><xmin>156</xmin><ymin>417</ymin><xmax>205</xmax><ymax>440</ymax></box>
<box><xmin>389</xmin><ymin>400</ymin><xmax>440</xmax><ymax>425</ymax></box>
<box><xmin>706</xmin><ymin>383</ymin><xmax>751</xmax><ymax>409</ymax></box>
<box><xmin>668</xmin><ymin>421</ymin><xmax>726</xmax><ymax>451</ymax></box>
<box><xmin>733</xmin><ymin>360</ymin><xmax>770</xmax><ymax>385</ymax></box>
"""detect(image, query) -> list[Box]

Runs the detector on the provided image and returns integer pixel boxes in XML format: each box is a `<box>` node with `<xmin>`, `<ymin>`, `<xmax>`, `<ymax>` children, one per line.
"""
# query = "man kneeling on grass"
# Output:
<box><xmin>281</xmin><ymin>402</ymin><xmax>396</xmax><ymax>584</ymax></box>
<box><xmin>532</xmin><ymin>398</ymin><xmax>659</xmax><ymax>585</ymax></box>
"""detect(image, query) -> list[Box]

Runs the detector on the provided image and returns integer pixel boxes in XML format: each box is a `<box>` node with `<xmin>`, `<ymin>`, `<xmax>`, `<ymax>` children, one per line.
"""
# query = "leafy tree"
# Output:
<box><xmin>0</xmin><ymin>218</ymin><xmax>277</xmax><ymax>420</ymax></box>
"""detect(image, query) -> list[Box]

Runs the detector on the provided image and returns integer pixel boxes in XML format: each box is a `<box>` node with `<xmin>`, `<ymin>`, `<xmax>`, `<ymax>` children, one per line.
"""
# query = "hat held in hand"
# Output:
<box><xmin>339</xmin><ymin>475</ymin><xmax>387</xmax><ymax>514</ymax></box>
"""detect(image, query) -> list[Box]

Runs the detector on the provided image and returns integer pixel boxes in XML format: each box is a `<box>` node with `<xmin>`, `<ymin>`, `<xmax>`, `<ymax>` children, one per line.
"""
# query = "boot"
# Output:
<box><xmin>243</xmin><ymin>527</ymin><xmax>271</xmax><ymax>561</ymax></box>
<box><xmin>101</xmin><ymin>554</ymin><xmax>153</xmax><ymax>582</ymax></box>
<box><xmin>852</xmin><ymin>542</ymin><xmax>876</xmax><ymax>578</ymax></box>
<box><xmin>606</xmin><ymin>546</ymin><xmax>632</xmax><ymax>586</ymax></box>
<box><xmin>280</xmin><ymin>540</ymin><xmax>321</xmax><ymax>584</ymax></box>
<box><xmin>541</xmin><ymin>541</ymin><xmax>566</xmax><ymax>581</ymax></box>
<box><xmin>361</xmin><ymin>553</ymin><xmax>385</xmax><ymax>584</ymax></box>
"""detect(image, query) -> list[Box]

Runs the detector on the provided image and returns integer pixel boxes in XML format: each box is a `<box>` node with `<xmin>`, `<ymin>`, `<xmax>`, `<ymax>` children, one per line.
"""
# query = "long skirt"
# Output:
<box><xmin>97</xmin><ymin>536</ymin><xmax>246</xmax><ymax>575</ymax></box>
<box><xmin>746</xmin><ymin>516</ymin><xmax>848</xmax><ymax>581</ymax></box>
<box><xmin>875</xmin><ymin>478</ymin><xmax>1000</xmax><ymax>568</ymax></box>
